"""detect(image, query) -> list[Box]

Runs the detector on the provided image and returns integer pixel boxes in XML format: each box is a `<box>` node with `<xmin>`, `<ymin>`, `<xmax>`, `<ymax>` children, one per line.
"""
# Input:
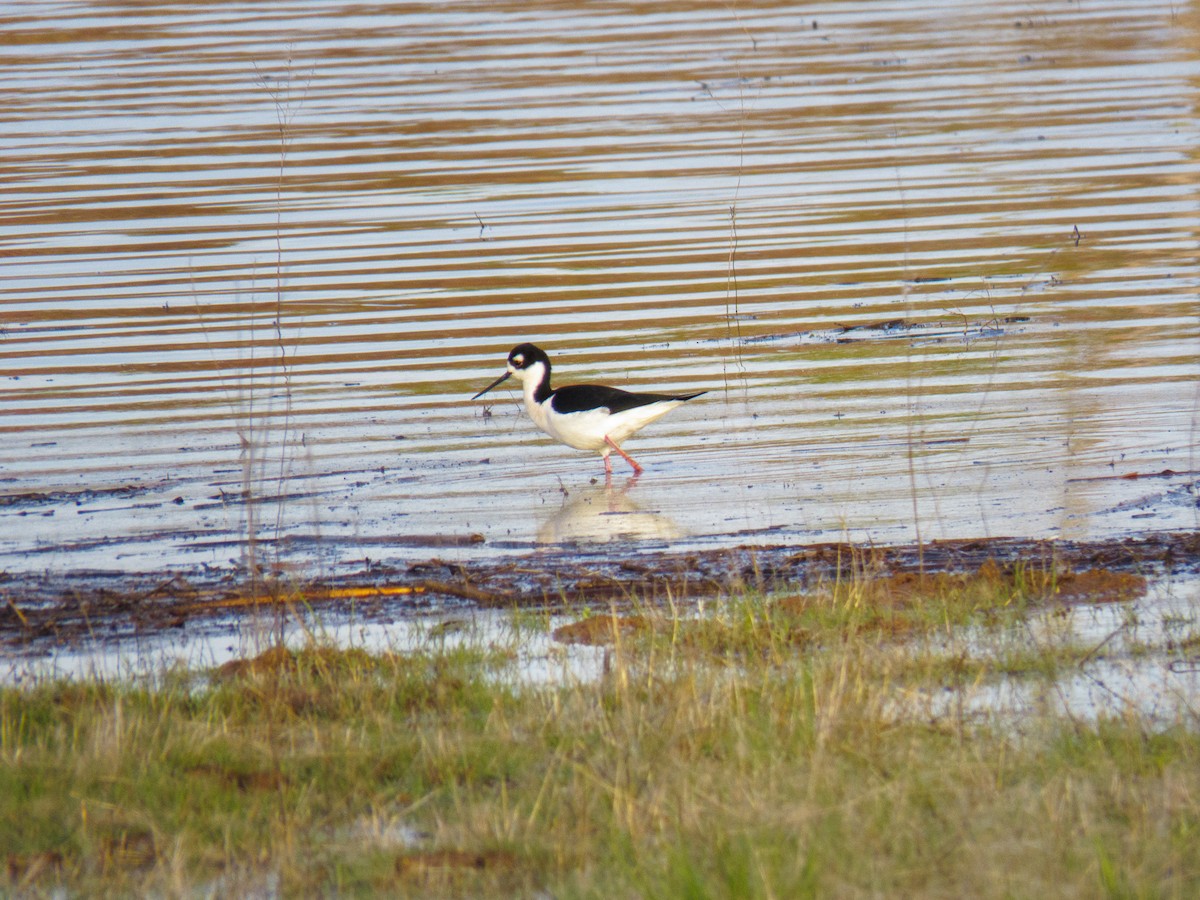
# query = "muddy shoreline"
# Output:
<box><xmin>3</xmin><ymin>531</ymin><xmax>1197</xmax><ymax>658</ymax></box>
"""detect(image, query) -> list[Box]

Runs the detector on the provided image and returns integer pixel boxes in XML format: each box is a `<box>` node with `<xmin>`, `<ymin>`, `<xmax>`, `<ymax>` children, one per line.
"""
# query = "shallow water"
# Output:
<box><xmin>2</xmin><ymin>0</ymin><xmax>1199</xmax><ymax>576</ymax></box>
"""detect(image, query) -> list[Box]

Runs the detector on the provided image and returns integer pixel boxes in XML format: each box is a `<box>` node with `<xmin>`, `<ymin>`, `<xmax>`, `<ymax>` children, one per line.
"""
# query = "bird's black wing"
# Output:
<box><xmin>550</xmin><ymin>384</ymin><xmax>706</xmax><ymax>415</ymax></box>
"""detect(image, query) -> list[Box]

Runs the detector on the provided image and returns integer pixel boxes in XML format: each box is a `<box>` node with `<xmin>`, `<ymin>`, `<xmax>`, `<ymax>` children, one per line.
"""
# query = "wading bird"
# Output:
<box><xmin>473</xmin><ymin>343</ymin><xmax>705</xmax><ymax>475</ymax></box>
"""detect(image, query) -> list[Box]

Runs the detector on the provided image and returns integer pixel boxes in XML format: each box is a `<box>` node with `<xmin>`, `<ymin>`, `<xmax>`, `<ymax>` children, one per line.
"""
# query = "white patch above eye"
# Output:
<box><xmin>512</xmin><ymin>354</ymin><xmax>525</xmax><ymax>366</ymax></box>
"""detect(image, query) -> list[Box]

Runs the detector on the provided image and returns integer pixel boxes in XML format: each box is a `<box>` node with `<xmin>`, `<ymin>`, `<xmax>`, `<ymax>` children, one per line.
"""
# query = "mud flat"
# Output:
<box><xmin>4</xmin><ymin>531</ymin><xmax>1197</xmax><ymax>659</ymax></box>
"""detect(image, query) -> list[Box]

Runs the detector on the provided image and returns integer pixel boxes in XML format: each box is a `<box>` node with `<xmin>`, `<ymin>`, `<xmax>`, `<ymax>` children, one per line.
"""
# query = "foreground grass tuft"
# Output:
<box><xmin>1</xmin><ymin>564</ymin><xmax>1196</xmax><ymax>897</ymax></box>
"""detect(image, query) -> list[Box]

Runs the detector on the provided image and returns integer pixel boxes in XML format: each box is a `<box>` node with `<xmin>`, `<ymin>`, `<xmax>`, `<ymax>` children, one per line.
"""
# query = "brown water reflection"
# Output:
<box><xmin>1</xmin><ymin>1</ymin><xmax>1198</xmax><ymax>575</ymax></box>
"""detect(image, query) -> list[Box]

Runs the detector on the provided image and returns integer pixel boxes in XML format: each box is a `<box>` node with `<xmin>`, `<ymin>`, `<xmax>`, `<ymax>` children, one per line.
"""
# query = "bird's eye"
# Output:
<box><xmin>512</xmin><ymin>354</ymin><xmax>525</xmax><ymax>366</ymax></box>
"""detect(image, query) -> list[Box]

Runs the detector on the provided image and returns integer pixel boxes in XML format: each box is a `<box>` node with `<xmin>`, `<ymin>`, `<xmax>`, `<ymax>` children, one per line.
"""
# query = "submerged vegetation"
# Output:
<box><xmin>2</xmin><ymin>562</ymin><xmax>1198</xmax><ymax>897</ymax></box>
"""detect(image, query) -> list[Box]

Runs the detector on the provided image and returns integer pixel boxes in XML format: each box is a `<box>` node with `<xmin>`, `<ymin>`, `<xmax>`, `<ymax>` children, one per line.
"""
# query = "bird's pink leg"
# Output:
<box><xmin>604</xmin><ymin>436</ymin><xmax>644</xmax><ymax>474</ymax></box>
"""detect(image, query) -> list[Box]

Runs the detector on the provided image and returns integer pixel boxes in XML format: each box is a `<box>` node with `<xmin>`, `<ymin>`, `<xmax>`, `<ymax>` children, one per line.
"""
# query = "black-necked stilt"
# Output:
<box><xmin>473</xmin><ymin>343</ymin><xmax>706</xmax><ymax>475</ymax></box>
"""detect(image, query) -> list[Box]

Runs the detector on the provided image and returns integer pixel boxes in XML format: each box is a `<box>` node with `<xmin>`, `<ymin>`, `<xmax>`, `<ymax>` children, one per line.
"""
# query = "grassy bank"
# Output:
<box><xmin>2</xmin><ymin>564</ymin><xmax>1197</xmax><ymax>897</ymax></box>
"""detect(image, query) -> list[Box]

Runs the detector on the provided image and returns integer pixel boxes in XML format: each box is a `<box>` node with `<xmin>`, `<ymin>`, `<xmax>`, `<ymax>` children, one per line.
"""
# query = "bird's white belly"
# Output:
<box><xmin>527</xmin><ymin>398</ymin><xmax>683</xmax><ymax>452</ymax></box>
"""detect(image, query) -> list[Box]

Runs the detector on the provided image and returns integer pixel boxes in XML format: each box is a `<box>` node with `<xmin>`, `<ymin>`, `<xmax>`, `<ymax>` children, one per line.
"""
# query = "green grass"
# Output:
<box><xmin>2</xmin><ymin>565</ymin><xmax>1197</xmax><ymax>897</ymax></box>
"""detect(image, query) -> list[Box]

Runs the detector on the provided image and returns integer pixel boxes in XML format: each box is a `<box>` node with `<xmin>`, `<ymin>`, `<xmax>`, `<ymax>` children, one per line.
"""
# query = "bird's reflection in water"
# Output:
<box><xmin>536</xmin><ymin>476</ymin><xmax>685</xmax><ymax>545</ymax></box>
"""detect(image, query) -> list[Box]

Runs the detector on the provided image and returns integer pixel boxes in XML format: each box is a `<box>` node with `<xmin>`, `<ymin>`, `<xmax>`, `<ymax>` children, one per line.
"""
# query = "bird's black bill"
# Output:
<box><xmin>472</xmin><ymin>370</ymin><xmax>511</xmax><ymax>400</ymax></box>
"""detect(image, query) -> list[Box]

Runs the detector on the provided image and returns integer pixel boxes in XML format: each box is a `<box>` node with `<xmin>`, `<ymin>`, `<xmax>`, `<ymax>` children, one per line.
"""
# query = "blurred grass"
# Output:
<box><xmin>1</xmin><ymin>563</ymin><xmax>1197</xmax><ymax>897</ymax></box>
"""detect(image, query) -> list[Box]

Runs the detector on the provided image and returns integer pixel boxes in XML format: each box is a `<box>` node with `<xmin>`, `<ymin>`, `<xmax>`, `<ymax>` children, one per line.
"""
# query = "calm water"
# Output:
<box><xmin>2</xmin><ymin>0</ymin><xmax>1199</xmax><ymax>576</ymax></box>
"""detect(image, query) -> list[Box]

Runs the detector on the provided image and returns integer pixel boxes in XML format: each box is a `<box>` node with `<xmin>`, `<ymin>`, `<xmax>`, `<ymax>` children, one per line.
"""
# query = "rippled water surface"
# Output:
<box><xmin>3</xmin><ymin>0</ymin><xmax>1199</xmax><ymax>575</ymax></box>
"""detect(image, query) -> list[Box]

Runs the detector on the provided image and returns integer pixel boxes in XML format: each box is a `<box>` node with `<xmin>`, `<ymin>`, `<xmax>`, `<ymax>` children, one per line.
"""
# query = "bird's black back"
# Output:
<box><xmin>550</xmin><ymin>384</ymin><xmax>706</xmax><ymax>415</ymax></box>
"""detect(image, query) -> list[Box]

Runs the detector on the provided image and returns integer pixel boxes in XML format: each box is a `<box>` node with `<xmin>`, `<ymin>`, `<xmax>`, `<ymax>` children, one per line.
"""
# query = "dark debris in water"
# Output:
<box><xmin>1</xmin><ymin>532</ymin><xmax>1197</xmax><ymax>658</ymax></box>
<box><xmin>732</xmin><ymin>314</ymin><xmax>1021</xmax><ymax>348</ymax></box>
<box><xmin>0</xmin><ymin>484</ymin><xmax>149</xmax><ymax>510</ymax></box>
